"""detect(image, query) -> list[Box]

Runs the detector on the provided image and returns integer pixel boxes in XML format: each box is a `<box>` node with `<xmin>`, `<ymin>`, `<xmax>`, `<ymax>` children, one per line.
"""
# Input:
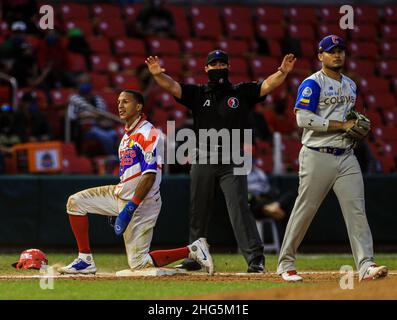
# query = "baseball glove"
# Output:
<box><xmin>345</xmin><ymin>110</ymin><xmax>371</xmax><ymax>140</ymax></box>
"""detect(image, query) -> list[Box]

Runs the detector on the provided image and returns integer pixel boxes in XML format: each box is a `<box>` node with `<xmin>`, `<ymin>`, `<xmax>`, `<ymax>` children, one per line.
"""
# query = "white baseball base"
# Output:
<box><xmin>116</xmin><ymin>267</ymin><xmax>187</xmax><ymax>277</ymax></box>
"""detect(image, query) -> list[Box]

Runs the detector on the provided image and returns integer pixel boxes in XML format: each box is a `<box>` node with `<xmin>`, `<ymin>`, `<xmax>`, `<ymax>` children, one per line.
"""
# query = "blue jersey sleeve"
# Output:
<box><xmin>295</xmin><ymin>79</ymin><xmax>321</xmax><ymax>113</ymax></box>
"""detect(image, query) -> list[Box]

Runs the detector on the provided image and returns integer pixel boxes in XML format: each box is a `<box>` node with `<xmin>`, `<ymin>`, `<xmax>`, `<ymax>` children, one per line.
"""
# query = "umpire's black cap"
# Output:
<box><xmin>206</xmin><ymin>50</ymin><xmax>229</xmax><ymax>65</ymax></box>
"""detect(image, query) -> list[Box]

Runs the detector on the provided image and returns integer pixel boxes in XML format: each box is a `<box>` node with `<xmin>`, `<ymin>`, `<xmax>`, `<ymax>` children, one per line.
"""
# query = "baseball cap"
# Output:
<box><xmin>206</xmin><ymin>50</ymin><xmax>229</xmax><ymax>65</ymax></box>
<box><xmin>318</xmin><ymin>35</ymin><xmax>346</xmax><ymax>53</ymax></box>
<box><xmin>11</xmin><ymin>21</ymin><xmax>27</xmax><ymax>32</ymax></box>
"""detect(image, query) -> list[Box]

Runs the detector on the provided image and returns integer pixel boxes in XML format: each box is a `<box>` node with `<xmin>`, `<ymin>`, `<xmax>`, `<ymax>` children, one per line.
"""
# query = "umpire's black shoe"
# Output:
<box><xmin>175</xmin><ymin>258</ymin><xmax>202</xmax><ymax>271</ymax></box>
<box><xmin>247</xmin><ymin>255</ymin><xmax>265</xmax><ymax>273</ymax></box>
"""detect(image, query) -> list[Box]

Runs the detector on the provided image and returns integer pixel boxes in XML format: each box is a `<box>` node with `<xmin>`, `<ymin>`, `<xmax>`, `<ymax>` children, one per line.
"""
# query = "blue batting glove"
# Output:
<box><xmin>114</xmin><ymin>201</ymin><xmax>138</xmax><ymax>236</ymax></box>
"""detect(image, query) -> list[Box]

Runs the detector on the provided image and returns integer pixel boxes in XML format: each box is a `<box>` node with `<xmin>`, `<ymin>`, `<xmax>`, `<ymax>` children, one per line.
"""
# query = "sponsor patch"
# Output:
<box><xmin>144</xmin><ymin>151</ymin><xmax>155</xmax><ymax>164</ymax></box>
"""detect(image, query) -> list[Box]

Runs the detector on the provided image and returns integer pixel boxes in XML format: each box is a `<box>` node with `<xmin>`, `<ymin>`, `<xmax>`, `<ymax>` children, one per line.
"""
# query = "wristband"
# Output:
<box><xmin>131</xmin><ymin>195</ymin><xmax>142</xmax><ymax>205</ymax></box>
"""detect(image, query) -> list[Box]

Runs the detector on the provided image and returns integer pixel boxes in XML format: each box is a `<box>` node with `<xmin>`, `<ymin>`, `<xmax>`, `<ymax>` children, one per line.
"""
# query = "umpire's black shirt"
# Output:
<box><xmin>174</xmin><ymin>81</ymin><xmax>266</xmax><ymax>138</ymax></box>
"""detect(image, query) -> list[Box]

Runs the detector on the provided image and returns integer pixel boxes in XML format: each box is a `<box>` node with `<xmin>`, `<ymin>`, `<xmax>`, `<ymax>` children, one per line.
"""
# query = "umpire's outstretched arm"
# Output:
<box><xmin>145</xmin><ymin>56</ymin><xmax>182</xmax><ymax>99</ymax></box>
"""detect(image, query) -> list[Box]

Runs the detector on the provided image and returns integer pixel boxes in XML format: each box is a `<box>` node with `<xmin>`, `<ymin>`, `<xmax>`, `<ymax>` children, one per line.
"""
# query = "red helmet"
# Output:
<box><xmin>12</xmin><ymin>249</ymin><xmax>48</xmax><ymax>270</ymax></box>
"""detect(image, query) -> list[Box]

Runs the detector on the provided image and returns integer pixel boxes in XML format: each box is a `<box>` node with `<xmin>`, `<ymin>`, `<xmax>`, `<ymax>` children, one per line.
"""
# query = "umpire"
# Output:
<box><xmin>145</xmin><ymin>50</ymin><xmax>296</xmax><ymax>272</ymax></box>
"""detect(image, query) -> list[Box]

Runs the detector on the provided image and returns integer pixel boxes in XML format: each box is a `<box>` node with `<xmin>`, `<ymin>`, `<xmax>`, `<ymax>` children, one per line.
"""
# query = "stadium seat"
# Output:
<box><xmin>50</xmin><ymin>88</ymin><xmax>74</xmax><ymax>107</ymax></box>
<box><xmin>373</xmin><ymin>126</ymin><xmax>397</xmax><ymax>142</ymax></box>
<box><xmin>147</xmin><ymin>38</ymin><xmax>180</xmax><ymax>56</ymax></box>
<box><xmin>350</xmin><ymin>25</ymin><xmax>378</xmax><ymax>41</ymax></box>
<box><xmin>256</xmin><ymin>22</ymin><xmax>285</xmax><ymax>40</ymax></box>
<box><xmin>124</xmin><ymin>4</ymin><xmax>144</xmax><ymax>22</ymax></box>
<box><xmin>255</xmin><ymin>154</ymin><xmax>273</xmax><ymax>173</ymax></box>
<box><xmin>291</xmin><ymin>58</ymin><xmax>312</xmax><ymax>75</ymax></box>
<box><xmin>91</xmin><ymin>54</ymin><xmax>119</xmax><ymax>73</ymax></box>
<box><xmin>59</xmin><ymin>3</ymin><xmax>90</xmax><ymax>20</ymax></box>
<box><xmin>384</xmin><ymin>110</ymin><xmax>397</xmax><ymax>127</ymax></box>
<box><xmin>354</xmin><ymin>5</ymin><xmax>380</xmax><ymax>24</ymax></box>
<box><xmin>255</xmin><ymin>6</ymin><xmax>284</xmax><ymax>23</ymax></box>
<box><xmin>222</xmin><ymin>5</ymin><xmax>252</xmax><ymax>22</ymax></box>
<box><xmin>217</xmin><ymin>39</ymin><xmax>249</xmax><ymax>57</ymax></box>
<box><xmin>287</xmin><ymin>6</ymin><xmax>317</xmax><ymax>24</ymax></box>
<box><xmin>317</xmin><ymin>24</ymin><xmax>347</xmax><ymax>40</ymax></box>
<box><xmin>91</xmin><ymin>4</ymin><xmax>122</xmax><ymax>20</ymax></box>
<box><xmin>119</xmin><ymin>56</ymin><xmax>146</xmax><ymax>71</ymax></box>
<box><xmin>288</xmin><ymin>75</ymin><xmax>306</xmax><ymax>92</ymax></box>
<box><xmin>112</xmin><ymin>74</ymin><xmax>140</xmax><ymax>90</ymax></box>
<box><xmin>228</xmin><ymin>57</ymin><xmax>249</xmax><ymax>76</ymax></box>
<box><xmin>0</xmin><ymin>21</ymin><xmax>9</xmax><ymax>37</ymax></box>
<box><xmin>299</xmin><ymin>41</ymin><xmax>316</xmax><ymax>58</ymax></box>
<box><xmin>380</xmin><ymin>25</ymin><xmax>397</xmax><ymax>41</ymax></box>
<box><xmin>191</xmin><ymin>19</ymin><xmax>223</xmax><ymax>40</ymax></box>
<box><xmin>384</xmin><ymin>5</ymin><xmax>397</xmax><ymax>23</ymax></box>
<box><xmin>267</xmin><ymin>40</ymin><xmax>282</xmax><ymax>57</ymax></box>
<box><xmin>158</xmin><ymin>57</ymin><xmax>183</xmax><ymax>77</ymax></box>
<box><xmin>91</xmin><ymin>73</ymin><xmax>109</xmax><ymax>90</ymax></box>
<box><xmin>355</xmin><ymin>95</ymin><xmax>365</xmax><ymax>113</ymax></box>
<box><xmin>62</xmin><ymin>156</ymin><xmax>94</xmax><ymax>174</ymax></box>
<box><xmin>377</xmin><ymin>60</ymin><xmax>397</xmax><ymax>77</ymax></box>
<box><xmin>183</xmin><ymin>39</ymin><xmax>215</xmax><ymax>56</ymax></box>
<box><xmin>167</xmin><ymin>5</ymin><xmax>191</xmax><ymax>38</ymax></box>
<box><xmin>359</xmin><ymin>77</ymin><xmax>391</xmax><ymax>94</ymax></box>
<box><xmin>349</xmin><ymin>42</ymin><xmax>379</xmax><ymax>59</ymax></box>
<box><xmin>114</xmin><ymin>38</ymin><xmax>146</xmax><ymax>56</ymax></box>
<box><xmin>184</xmin><ymin>75</ymin><xmax>208</xmax><ymax>84</ymax></box>
<box><xmin>317</xmin><ymin>6</ymin><xmax>342</xmax><ymax>23</ymax></box>
<box><xmin>377</xmin><ymin>153</ymin><xmax>396</xmax><ymax>173</ymax></box>
<box><xmin>346</xmin><ymin>59</ymin><xmax>375</xmax><ymax>77</ymax></box>
<box><xmin>381</xmin><ymin>41</ymin><xmax>397</xmax><ymax>59</ymax></box>
<box><xmin>366</xmin><ymin>110</ymin><xmax>383</xmax><ymax>127</ymax></box>
<box><xmin>224</xmin><ymin>19</ymin><xmax>255</xmax><ymax>40</ymax></box>
<box><xmin>64</xmin><ymin>20</ymin><xmax>93</xmax><ymax>37</ymax></box>
<box><xmin>61</xmin><ymin>142</ymin><xmax>78</xmax><ymax>157</ymax></box>
<box><xmin>87</xmin><ymin>37</ymin><xmax>111</xmax><ymax>54</ymax></box>
<box><xmin>97</xmin><ymin>91</ymin><xmax>119</xmax><ymax>115</ymax></box>
<box><xmin>185</xmin><ymin>56</ymin><xmax>207</xmax><ymax>74</ymax></box>
<box><xmin>66</xmin><ymin>52</ymin><xmax>87</xmax><ymax>73</ymax></box>
<box><xmin>190</xmin><ymin>5</ymin><xmax>219</xmax><ymax>21</ymax></box>
<box><xmin>364</xmin><ymin>93</ymin><xmax>397</xmax><ymax>110</ymax></box>
<box><xmin>97</xmin><ymin>19</ymin><xmax>126</xmax><ymax>39</ymax></box>
<box><xmin>250</xmin><ymin>57</ymin><xmax>279</xmax><ymax>77</ymax></box>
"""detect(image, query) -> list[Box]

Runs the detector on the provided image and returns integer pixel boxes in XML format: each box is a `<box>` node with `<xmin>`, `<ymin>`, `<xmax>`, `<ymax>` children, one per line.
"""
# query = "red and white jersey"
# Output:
<box><xmin>115</xmin><ymin>115</ymin><xmax>162</xmax><ymax>200</ymax></box>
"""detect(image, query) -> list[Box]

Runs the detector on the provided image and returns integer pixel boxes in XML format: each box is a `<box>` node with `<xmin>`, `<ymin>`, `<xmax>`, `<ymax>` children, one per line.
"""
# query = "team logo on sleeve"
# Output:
<box><xmin>227</xmin><ymin>97</ymin><xmax>239</xmax><ymax>109</ymax></box>
<box><xmin>128</xmin><ymin>139</ymin><xmax>135</xmax><ymax>148</ymax></box>
<box><xmin>144</xmin><ymin>151</ymin><xmax>155</xmax><ymax>164</ymax></box>
<box><xmin>302</xmin><ymin>87</ymin><xmax>312</xmax><ymax>97</ymax></box>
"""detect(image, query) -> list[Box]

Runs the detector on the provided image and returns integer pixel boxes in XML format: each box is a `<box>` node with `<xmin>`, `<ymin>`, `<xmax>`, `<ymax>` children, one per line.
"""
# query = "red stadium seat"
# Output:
<box><xmin>355</xmin><ymin>95</ymin><xmax>365</xmax><ymax>113</ymax></box>
<box><xmin>364</xmin><ymin>93</ymin><xmax>397</xmax><ymax>110</ymax></box>
<box><xmin>384</xmin><ymin>5</ymin><xmax>397</xmax><ymax>23</ymax></box>
<box><xmin>384</xmin><ymin>110</ymin><xmax>397</xmax><ymax>127</ymax></box>
<box><xmin>377</xmin><ymin>153</ymin><xmax>396</xmax><ymax>173</ymax></box>
<box><xmin>317</xmin><ymin>24</ymin><xmax>347</xmax><ymax>40</ymax></box>
<box><xmin>256</xmin><ymin>22</ymin><xmax>285</xmax><ymax>40</ymax></box>
<box><xmin>255</xmin><ymin>6</ymin><xmax>284</xmax><ymax>23</ymax></box>
<box><xmin>288</xmin><ymin>75</ymin><xmax>306</xmax><ymax>92</ymax></box>
<box><xmin>192</xmin><ymin>19</ymin><xmax>223</xmax><ymax>40</ymax></box>
<box><xmin>183</xmin><ymin>39</ymin><xmax>215</xmax><ymax>56</ymax></box>
<box><xmin>299</xmin><ymin>41</ymin><xmax>316</xmax><ymax>58</ymax></box>
<box><xmin>347</xmin><ymin>59</ymin><xmax>375</xmax><ymax>77</ymax></box>
<box><xmin>366</xmin><ymin>110</ymin><xmax>383</xmax><ymax>127</ymax></box>
<box><xmin>377</xmin><ymin>60</ymin><xmax>397</xmax><ymax>77</ymax></box>
<box><xmin>114</xmin><ymin>38</ymin><xmax>146</xmax><ymax>56</ymax></box>
<box><xmin>373</xmin><ymin>127</ymin><xmax>397</xmax><ymax>142</ymax></box>
<box><xmin>50</xmin><ymin>88</ymin><xmax>74</xmax><ymax>107</ymax></box>
<box><xmin>97</xmin><ymin>19</ymin><xmax>126</xmax><ymax>39</ymax></box>
<box><xmin>380</xmin><ymin>25</ymin><xmax>397</xmax><ymax>41</ymax></box>
<box><xmin>317</xmin><ymin>6</ymin><xmax>341</xmax><ymax>23</ymax></box>
<box><xmin>350</xmin><ymin>25</ymin><xmax>378</xmax><ymax>41</ymax></box>
<box><xmin>184</xmin><ymin>75</ymin><xmax>208</xmax><ymax>84</ymax></box>
<box><xmin>124</xmin><ymin>4</ymin><xmax>144</xmax><ymax>22</ymax></box>
<box><xmin>222</xmin><ymin>5</ymin><xmax>252</xmax><ymax>22</ymax></box>
<box><xmin>147</xmin><ymin>38</ymin><xmax>180</xmax><ymax>56</ymax></box>
<box><xmin>381</xmin><ymin>41</ymin><xmax>397</xmax><ymax>59</ymax></box>
<box><xmin>119</xmin><ymin>56</ymin><xmax>146</xmax><ymax>71</ymax></box>
<box><xmin>349</xmin><ymin>42</ymin><xmax>379</xmax><ymax>59</ymax></box>
<box><xmin>91</xmin><ymin>54</ymin><xmax>119</xmax><ymax>73</ymax></box>
<box><xmin>91</xmin><ymin>4</ymin><xmax>122</xmax><ymax>20</ymax></box>
<box><xmin>97</xmin><ymin>91</ymin><xmax>119</xmax><ymax>114</ymax></box>
<box><xmin>250</xmin><ymin>57</ymin><xmax>279</xmax><ymax>77</ymax></box>
<box><xmin>288</xmin><ymin>23</ymin><xmax>315</xmax><ymax>41</ymax></box>
<box><xmin>267</xmin><ymin>40</ymin><xmax>282</xmax><ymax>57</ymax></box>
<box><xmin>167</xmin><ymin>5</ymin><xmax>190</xmax><ymax>38</ymax></box>
<box><xmin>225</xmin><ymin>20</ymin><xmax>255</xmax><ymax>40</ymax></box>
<box><xmin>291</xmin><ymin>58</ymin><xmax>313</xmax><ymax>75</ymax></box>
<box><xmin>228</xmin><ymin>57</ymin><xmax>249</xmax><ymax>76</ymax></box>
<box><xmin>354</xmin><ymin>5</ymin><xmax>380</xmax><ymax>24</ymax></box>
<box><xmin>190</xmin><ymin>5</ymin><xmax>219</xmax><ymax>21</ymax></box>
<box><xmin>0</xmin><ymin>21</ymin><xmax>9</xmax><ymax>36</ymax></box>
<box><xmin>158</xmin><ymin>57</ymin><xmax>183</xmax><ymax>77</ymax></box>
<box><xmin>66</xmin><ymin>52</ymin><xmax>87</xmax><ymax>73</ymax></box>
<box><xmin>185</xmin><ymin>56</ymin><xmax>207</xmax><ymax>74</ymax></box>
<box><xmin>59</xmin><ymin>3</ymin><xmax>90</xmax><ymax>20</ymax></box>
<box><xmin>64</xmin><ymin>20</ymin><xmax>93</xmax><ymax>37</ymax></box>
<box><xmin>112</xmin><ymin>74</ymin><xmax>140</xmax><ymax>90</ymax></box>
<box><xmin>91</xmin><ymin>73</ymin><xmax>109</xmax><ymax>90</ymax></box>
<box><xmin>359</xmin><ymin>77</ymin><xmax>391</xmax><ymax>94</ymax></box>
<box><xmin>287</xmin><ymin>6</ymin><xmax>317</xmax><ymax>24</ymax></box>
<box><xmin>87</xmin><ymin>37</ymin><xmax>110</xmax><ymax>54</ymax></box>
<box><xmin>62</xmin><ymin>156</ymin><xmax>94</xmax><ymax>174</ymax></box>
<box><xmin>255</xmin><ymin>155</ymin><xmax>273</xmax><ymax>173</ymax></box>
<box><xmin>217</xmin><ymin>39</ymin><xmax>249</xmax><ymax>57</ymax></box>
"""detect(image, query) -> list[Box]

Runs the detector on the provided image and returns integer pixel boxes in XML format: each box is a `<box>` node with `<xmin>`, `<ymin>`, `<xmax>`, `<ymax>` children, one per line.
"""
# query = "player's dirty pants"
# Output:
<box><xmin>67</xmin><ymin>185</ymin><xmax>161</xmax><ymax>269</ymax></box>
<box><xmin>189</xmin><ymin>163</ymin><xmax>264</xmax><ymax>266</ymax></box>
<box><xmin>277</xmin><ymin>146</ymin><xmax>375</xmax><ymax>280</ymax></box>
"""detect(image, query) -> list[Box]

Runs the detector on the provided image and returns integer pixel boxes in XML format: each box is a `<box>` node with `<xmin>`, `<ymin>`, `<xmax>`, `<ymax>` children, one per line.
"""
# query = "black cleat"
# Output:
<box><xmin>175</xmin><ymin>258</ymin><xmax>202</xmax><ymax>271</ymax></box>
<box><xmin>247</xmin><ymin>255</ymin><xmax>265</xmax><ymax>273</ymax></box>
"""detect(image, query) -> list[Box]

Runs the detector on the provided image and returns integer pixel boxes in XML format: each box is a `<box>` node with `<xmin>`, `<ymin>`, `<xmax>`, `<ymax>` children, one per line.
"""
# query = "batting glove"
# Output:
<box><xmin>114</xmin><ymin>197</ymin><xmax>141</xmax><ymax>236</ymax></box>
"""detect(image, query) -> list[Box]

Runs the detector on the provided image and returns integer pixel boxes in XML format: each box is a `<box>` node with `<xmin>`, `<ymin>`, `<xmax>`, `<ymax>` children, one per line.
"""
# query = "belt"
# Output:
<box><xmin>307</xmin><ymin>146</ymin><xmax>351</xmax><ymax>156</ymax></box>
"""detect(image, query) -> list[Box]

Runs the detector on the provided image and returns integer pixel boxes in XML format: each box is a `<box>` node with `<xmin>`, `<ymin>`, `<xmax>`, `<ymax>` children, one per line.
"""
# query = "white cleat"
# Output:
<box><xmin>58</xmin><ymin>258</ymin><xmax>97</xmax><ymax>275</ymax></box>
<box><xmin>188</xmin><ymin>238</ymin><xmax>215</xmax><ymax>276</ymax></box>
<box><xmin>361</xmin><ymin>265</ymin><xmax>388</xmax><ymax>281</ymax></box>
<box><xmin>281</xmin><ymin>270</ymin><xmax>303</xmax><ymax>282</ymax></box>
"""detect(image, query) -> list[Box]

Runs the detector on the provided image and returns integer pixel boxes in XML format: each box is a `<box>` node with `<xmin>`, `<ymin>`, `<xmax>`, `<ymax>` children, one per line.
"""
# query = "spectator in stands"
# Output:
<box><xmin>67</xmin><ymin>28</ymin><xmax>92</xmax><ymax>71</ymax></box>
<box><xmin>67</xmin><ymin>73</ymin><xmax>118</xmax><ymax>155</ymax></box>
<box><xmin>134</xmin><ymin>0</ymin><xmax>175</xmax><ymax>37</ymax></box>
<box><xmin>36</xmin><ymin>29</ymin><xmax>74</xmax><ymax>89</ymax></box>
<box><xmin>2</xmin><ymin>0</ymin><xmax>39</xmax><ymax>34</ymax></box>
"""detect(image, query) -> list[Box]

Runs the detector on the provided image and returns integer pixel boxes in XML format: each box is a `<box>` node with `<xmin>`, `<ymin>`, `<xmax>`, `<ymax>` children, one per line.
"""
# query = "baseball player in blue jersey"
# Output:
<box><xmin>277</xmin><ymin>35</ymin><xmax>388</xmax><ymax>282</ymax></box>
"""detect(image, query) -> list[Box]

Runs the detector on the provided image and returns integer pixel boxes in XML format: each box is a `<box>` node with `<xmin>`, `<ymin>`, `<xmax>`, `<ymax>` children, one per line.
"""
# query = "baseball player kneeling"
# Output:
<box><xmin>58</xmin><ymin>90</ymin><xmax>214</xmax><ymax>275</ymax></box>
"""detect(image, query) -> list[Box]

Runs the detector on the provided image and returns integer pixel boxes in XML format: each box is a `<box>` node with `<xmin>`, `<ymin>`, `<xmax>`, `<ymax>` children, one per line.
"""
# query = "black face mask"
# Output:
<box><xmin>207</xmin><ymin>68</ymin><xmax>230</xmax><ymax>85</ymax></box>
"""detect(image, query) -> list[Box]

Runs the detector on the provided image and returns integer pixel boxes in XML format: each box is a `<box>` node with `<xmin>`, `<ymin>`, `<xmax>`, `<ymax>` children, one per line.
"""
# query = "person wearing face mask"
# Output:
<box><xmin>146</xmin><ymin>50</ymin><xmax>296</xmax><ymax>273</ymax></box>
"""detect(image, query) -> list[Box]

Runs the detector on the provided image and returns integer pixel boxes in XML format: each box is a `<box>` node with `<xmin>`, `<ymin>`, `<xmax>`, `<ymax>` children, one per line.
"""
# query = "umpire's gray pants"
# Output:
<box><xmin>277</xmin><ymin>146</ymin><xmax>375</xmax><ymax>280</ymax></box>
<box><xmin>189</xmin><ymin>163</ymin><xmax>264</xmax><ymax>265</ymax></box>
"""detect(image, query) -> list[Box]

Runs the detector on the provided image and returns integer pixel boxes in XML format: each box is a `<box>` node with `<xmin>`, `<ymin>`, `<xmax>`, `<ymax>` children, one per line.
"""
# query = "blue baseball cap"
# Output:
<box><xmin>206</xmin><ymin>50</ymin><xmax>229</xmax><ymax>65</ymax></box>
<box><xmin>318</xmin><ymin>35</ymin><xmax>346</xmax><ymax>53</ymax></box>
